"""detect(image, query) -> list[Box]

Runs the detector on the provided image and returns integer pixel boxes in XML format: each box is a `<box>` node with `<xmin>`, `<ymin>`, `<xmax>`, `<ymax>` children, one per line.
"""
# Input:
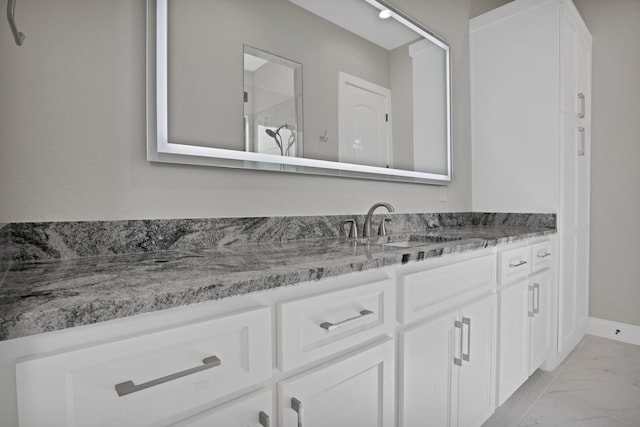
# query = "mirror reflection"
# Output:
<box><xmin>243</xmin><ymin>46</ymin><xmax>303</xmax><ymax>157</ymax></box>
<box><xmin>152</xmin><ymin>0</ymin><xmax>452</xmax><ymax>184</ymax></box>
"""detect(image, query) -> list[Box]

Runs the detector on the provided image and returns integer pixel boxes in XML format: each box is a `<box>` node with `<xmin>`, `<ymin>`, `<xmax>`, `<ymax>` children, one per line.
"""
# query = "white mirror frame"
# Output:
<box><xmin>146</xmin><ymin>0</ymin><xmax>452</xmax><ymax>185</ymax></box>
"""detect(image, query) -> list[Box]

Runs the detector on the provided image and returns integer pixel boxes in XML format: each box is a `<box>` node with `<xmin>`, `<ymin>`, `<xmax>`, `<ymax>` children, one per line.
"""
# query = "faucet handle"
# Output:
<box><xmin>342</xmin><ymin>219</ymin><xmax>358</xmax><ymax>238</ymax></box>
<box><xmin>377</xmin><ymin>218</ymin><xmax>391</xmax><ymax>237</ymax></box>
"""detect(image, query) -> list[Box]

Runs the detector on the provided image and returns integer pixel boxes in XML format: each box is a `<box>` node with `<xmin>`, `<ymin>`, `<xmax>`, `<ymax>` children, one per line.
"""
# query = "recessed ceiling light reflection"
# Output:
<box><xmin>378</xmin><ymin>9</ymin><xmax>392</xmax><ymax>19</ymax></box>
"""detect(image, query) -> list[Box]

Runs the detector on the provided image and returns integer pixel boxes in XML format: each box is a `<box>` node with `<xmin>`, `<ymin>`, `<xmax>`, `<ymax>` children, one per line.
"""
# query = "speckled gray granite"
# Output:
<box><xmin>7</xmin><ymin>212</ymin><xmax>555</xmax><ymax>262</ymax></box>
<box><xmin>0</xmin><ymin>223</ymin><xmax>9</xmax><ymax>286</ymax></box>
<box><xmin>0</xmin><ymin>213</ymin><xmax>555</xmax><ymax>341</ymax></box>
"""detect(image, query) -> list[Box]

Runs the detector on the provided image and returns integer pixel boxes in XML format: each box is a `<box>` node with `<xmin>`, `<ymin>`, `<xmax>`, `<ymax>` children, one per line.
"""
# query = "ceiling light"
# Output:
<box><xmin>378</xmin><ymin>9</ymin><xmax>392</xmax><ymax>19</ymax></box>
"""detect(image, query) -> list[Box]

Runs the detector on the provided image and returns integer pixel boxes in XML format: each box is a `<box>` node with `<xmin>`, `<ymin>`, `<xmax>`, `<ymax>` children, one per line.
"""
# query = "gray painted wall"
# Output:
<box><xmin>0</xmin><ymin>0</ymin><xmax>473</xmax><ymax>222</ymax></box>
<box><xmin>1</xmin><ymin>0</ymin><xmax>638</xmax><ymax>327</ymax></box>
<box><xmin>572</xmin><ymin>0</ymin><xmax>640</xmax><ymax>327</ymax></box>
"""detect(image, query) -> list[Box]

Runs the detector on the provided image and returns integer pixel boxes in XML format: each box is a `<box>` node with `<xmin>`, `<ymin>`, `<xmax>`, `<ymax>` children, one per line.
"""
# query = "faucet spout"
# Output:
<box><xmin>363</xmin><ymin>202</ymin><xmax>395</xmax><ymax>238</ymax></box>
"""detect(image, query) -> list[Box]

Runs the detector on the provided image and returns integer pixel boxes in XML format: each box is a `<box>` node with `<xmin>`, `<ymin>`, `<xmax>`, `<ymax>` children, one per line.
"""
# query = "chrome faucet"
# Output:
<box><xmin>363</xmin><ymin>202</ymin><xmax>395</xmax><ymax>238</ymax></box>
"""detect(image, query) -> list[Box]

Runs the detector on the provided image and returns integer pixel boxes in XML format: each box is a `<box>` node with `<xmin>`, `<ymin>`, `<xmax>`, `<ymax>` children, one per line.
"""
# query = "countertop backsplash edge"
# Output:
<box><xmin>5</xmin><ymin>212</ymin><xmax>556</xmax><ymax>263</ymax></box>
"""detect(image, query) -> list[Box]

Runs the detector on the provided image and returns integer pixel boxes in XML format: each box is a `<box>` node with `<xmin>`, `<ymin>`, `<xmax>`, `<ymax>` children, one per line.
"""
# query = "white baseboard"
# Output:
<box><xmin>587</xmin><ymin>317</ymin><xmax>640</xmax><ymax>346</ymax></box>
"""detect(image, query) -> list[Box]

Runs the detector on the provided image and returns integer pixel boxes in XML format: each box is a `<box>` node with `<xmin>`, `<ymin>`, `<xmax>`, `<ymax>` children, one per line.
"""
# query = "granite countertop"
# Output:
<box><xmin>0</xmin><ymin>225</ymin><xmax>555</xmax><ymax>341</ymax></box>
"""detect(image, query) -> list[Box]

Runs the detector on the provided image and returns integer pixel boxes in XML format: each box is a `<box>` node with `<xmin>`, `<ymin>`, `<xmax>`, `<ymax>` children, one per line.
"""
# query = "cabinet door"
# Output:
<box><xmin>398</xmin><ymin>310</ymin><xmax>459</xmax><ymax>427</ymax></box>
<box><xmin>172</xmin><ymin>389</ymin><xmax>272</xmax><ymax>427</ymax></box>
<box><xmin>529</xmin><ymin>270</ymin><xmax>552</xmax><ymax>374</ymax></box>
<box><xmin>558</xmin><ymin>0</ymin><xmax>591</xmax><ymax>356</ymax></box>
<box><xmin>574</xmin><ymin>24</ymin><xmax>591</xmax><ymax>338</ymax></box>
<box><xmin>279</xmin><ymin>339</ymin><xmax>395</xmax><ymax>427</ymax></box>
<box><xmin>457</xmin><ymin>295</ymin><xmax>497</xmax><ymax>427</ymax></box>
<box><xmin>560</xmin><ymin>2</ymin><xmax>591</xmax><ymax>122</ymax></box>
<box><xmin>497</xmin><ymin>281</ymin><xmax>530</xmax><ymax>405</ymax></box>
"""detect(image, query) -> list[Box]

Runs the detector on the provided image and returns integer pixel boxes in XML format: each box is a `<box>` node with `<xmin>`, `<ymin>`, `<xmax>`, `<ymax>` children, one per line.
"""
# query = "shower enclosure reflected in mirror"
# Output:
<box><xmin>147</xmin><ymin>0</ymin><xmax>452</xmax><ymax>184</ymax></box>
<box><xmin>243</xmin><ymin>46</ymin><xmax>303</xmax><ymax>157</ymax></box>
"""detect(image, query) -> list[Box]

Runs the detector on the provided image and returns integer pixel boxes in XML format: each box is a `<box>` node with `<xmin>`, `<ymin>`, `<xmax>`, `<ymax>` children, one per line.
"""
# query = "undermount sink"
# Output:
<box><xmin>381</xmin><ymin>235</ymin><xmax>464</xmax><ymax>249</ymax></box>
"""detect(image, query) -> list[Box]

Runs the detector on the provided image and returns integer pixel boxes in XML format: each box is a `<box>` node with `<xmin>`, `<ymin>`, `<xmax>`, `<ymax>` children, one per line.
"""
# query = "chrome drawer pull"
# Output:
<box><xmin>259</xmin><ymin>411</ymin><xmax>270</xmax><ymax>427</ymax></box>
<box><xmin>533</xmin><ymin>283</ymin><xmax>540</xmax><ymax>314</ymax></box>
<box><xmin>320</xmin><ymin>309</ymin><xmax>374</xmax><ymax>331</ymax></box>
<box><xmin>578</xmin><ymin>93</ymin><xmax>586</xmax><ymax>118</ymax></box>
<box><xmin>509</xmin><ymin>260</ymin><xmax>527</xmax><ymax>268</ymax></box>
<box><xmin>528</xmin><ymin>285</ymin><xmax>535</xmax><ymax>317</ymax></box>
<box><xmin>537</xmin><ymin>251</ymin><xmax>552</xmax><ymax>258</ymax></box>
<box><xmin>291</xmin><ymin>397</ymin><xmax>304</xmax><ymax>427</ymax></box>
<box><xmin>578</xmin><ymin>127</ymin><xmax>586</xmax><ymax>156</ymax></box>
<box><xmin>114</xmin><ymin>355</ymin><xmax>221</xmax><ymax>397</ymax></box>
<box><xmin>454</xmin><ymin>320</ymin><xmax>464</xmax><ymax>366</ymax></box>
<box><xmin>462</xmin><ymin>317</ymin><xmax>471</xmax><ymax>362</ymax></box>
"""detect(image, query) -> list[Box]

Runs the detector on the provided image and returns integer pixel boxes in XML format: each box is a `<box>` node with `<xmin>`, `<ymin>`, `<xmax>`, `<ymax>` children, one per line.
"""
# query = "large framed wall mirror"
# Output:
<box><xmin>147</xmin><ymin>0</ymin><xmax>452</xmax><ymax>184</ymax></box>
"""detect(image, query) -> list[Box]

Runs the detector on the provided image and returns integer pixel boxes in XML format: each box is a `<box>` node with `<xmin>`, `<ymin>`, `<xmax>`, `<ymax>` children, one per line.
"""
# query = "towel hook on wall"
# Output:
<box><xmin>7</xmin><ymin>0</ymin><xmax>25</xmax><ymax>45</ymax></box>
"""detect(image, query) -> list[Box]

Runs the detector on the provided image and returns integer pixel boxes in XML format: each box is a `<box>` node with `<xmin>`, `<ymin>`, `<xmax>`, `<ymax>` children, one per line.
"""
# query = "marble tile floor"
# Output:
<box><xmin>483</xmin><ymin>335</ymin><xmax>640</xmax><ymax>426</ymax></box>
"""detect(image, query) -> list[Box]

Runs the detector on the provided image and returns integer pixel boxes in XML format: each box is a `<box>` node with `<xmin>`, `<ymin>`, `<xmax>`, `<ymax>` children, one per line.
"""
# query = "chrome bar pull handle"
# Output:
<box><xmin>533</xmin><ymin>283</ymin><xmax>540</xmax><ymax>315</ymax></box>
<box><xmin>114</xmin><ymin>355</ymin><xmax>221</xmax><ymax>397</ymax></box>
<box><xmin>320</xmin><ymin>309</ymin><xmax>373</xmax><ymax>331</ymax></box>
<box><xmin>578</xmin><ymin>93</ymin><xmax>586</xmax><ymax>118</ymax></box>
<box><xmin>509</xmin><ymin>260</ymin><xmax>527</xmax><ymax>268</ymax></box>
<box><xmin>454</xmin><ymin>320</ymin><xmax>464</xmax><ymax>366</ymax></box>
<box><xmin>528</xmin><ymin>285</ymin><xmax>535</xmax><ymax>317</ymax></box>
<box><xmin>7</xmin><ymin>0</ymin><xmax>25</xmax><ymax>46</ymax></box>
<box><xmin>462</xmin><ymin>317</ymin><xmax>472</xmax><ymax>362</ymax></box>
<box><xmin>259</xmin><ymin>411</ymin><xmax>270</xmax><ymax>427</ymax></box>
<box><xmin>577</xmin><ymin>127</ymin><xmax>586</xmax><ymax>156</ymax></box>
<box><xmin>537</xmin><ymin>250</ymin><xmax>552</xmax><ymax>258</ymax></box>
<box><xmin>291</xmin><ymin>397</ymin><xmax>303</xmax><ymax>427</ymax></box>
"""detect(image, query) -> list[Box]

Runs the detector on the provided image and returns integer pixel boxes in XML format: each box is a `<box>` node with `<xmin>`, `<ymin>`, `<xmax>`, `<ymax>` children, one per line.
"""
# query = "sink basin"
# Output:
<box><xmin>382</xmin><ymin>235</ymin><xmax>463</xmax><ymax>249</ymax></box>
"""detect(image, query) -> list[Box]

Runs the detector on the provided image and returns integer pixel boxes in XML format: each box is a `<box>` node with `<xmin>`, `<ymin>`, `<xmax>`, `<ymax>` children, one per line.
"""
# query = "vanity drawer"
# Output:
<box><xmin>278</xmin><ymin>278</ymin><xmax>394</xmax><ymax>371</ymax></box>
<box><xmin>398</xmin><ymin>254</ymin><xmax>496</xmax><ymax>324</ymax></box>
<box><xmin>531</xmin><ymin>240</ymin><xmax>554</xmax><ymax>273</ymax></box>
<box><xmin>498</xmin><ymin>245</ymin><xmax>532</xmax><ymax>284</ymax></box>
<box><xmin>16</xmin><ymin>306</ymin><xmax>272</xmax><ymax>427</ymax></box>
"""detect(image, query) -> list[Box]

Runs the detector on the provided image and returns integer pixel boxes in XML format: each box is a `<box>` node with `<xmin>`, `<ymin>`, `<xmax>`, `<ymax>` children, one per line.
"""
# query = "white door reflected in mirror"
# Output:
<box><xmin>339</xmin><ymin>72</ymin><xmax>391</xmax><ymax>168</ymax></box>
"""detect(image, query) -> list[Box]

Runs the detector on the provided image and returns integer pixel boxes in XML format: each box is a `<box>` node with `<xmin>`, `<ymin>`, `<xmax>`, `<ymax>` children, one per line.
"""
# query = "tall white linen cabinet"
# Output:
<box><xmin>470</xmin><ymin>0</ymin><xmax>592</xmax><ymax>368</ymax></box>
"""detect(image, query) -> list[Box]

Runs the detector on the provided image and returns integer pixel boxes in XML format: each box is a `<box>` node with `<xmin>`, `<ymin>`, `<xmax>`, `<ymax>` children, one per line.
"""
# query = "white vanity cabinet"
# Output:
<box><xmin>528</xmin><ymin>269</ymin><xmax>552</xmax><ymax>374</ymax></box>
<box><xmin>397</xmin><ymin>254</ymin><xmax>498</xmax><ymax>427</ymax></box>
<box><xmin>3</xmin><ymin>237</ymin><xmax>564</xmax><ymax>426</ymax></box>
<box><xmin>496</xmin><ymin>240</ymin><xmax>554</xmax><ymax>405</ymax></box>
<box><xmin>470</xmin><ymin>0</ymin><xmax>591</xmax><ymax>368</ymax></box>
<box><xmin>4</xmin><ymin>270</ymin><xmax>397</xmax><ymax>427</ymax></box>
